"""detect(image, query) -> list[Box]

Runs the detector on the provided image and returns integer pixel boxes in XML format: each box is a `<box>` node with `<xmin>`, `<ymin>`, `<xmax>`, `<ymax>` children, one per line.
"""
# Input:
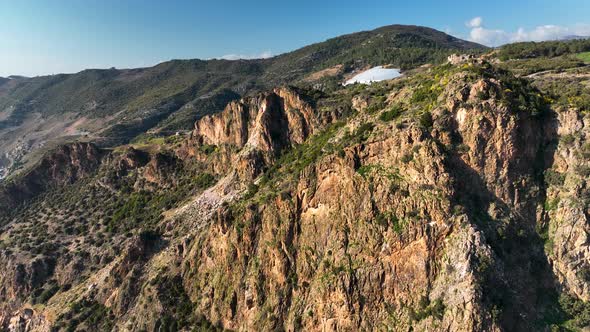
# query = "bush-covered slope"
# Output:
<box><xmin>0</xmin><ymin>24</ymin><xmax>485</xmax><ymax>182</ymax></box>
<box><xmin>3</xmin><ymin>55</ymin><xmax>590</xmax><ymax>331</ymax></box>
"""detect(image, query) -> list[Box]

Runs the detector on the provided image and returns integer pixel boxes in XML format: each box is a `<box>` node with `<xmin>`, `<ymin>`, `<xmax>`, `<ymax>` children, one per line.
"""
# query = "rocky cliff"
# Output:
<box><xmin>0</xmin><ymin>142</ymin><xmax>103</xmax><ymax>212</ymax></box>
<box><xmin>175</xmin><ymin>59</ymin><xmax>559</xmax><ymax>331</ymax></box>
<box><xmin>544</xmin><ymin>109</ymin><xmax>590</xmax><ymax>302</ymax></box>
<box><xmin>1</xmin><ymin>56</ymin><xmax>590</xmax><ymax>332</ymax></box>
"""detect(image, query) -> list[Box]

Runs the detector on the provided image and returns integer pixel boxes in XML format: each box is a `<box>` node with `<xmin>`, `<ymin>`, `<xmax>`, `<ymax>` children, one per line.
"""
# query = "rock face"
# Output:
<box><xmin>177</xmin><ymin>67</ymin><xmax>555</xmax><ymax>331</ymax></box>
<box><xmin>194</xmin><ymin>87</ymin><xmax>318</xmax><ymax>153</ymax></box>
<box><xmin>187</xmin><ymin>87</ymin><xmax>322</xmax><ymax>180</ymax></box>
<box><xmin>1</xmin><ymin>59</ymin><xmax>590</xmax><ymax>332</ymax></box>
<box><xmin>544</xmin><ymin>109</ymin><xmax>590</xmax><ymax>301</ymax></box>
<box><xmin>0</xmin><ymin>142</ymin><xmax>103</xmax><ymax>212</ymax></box>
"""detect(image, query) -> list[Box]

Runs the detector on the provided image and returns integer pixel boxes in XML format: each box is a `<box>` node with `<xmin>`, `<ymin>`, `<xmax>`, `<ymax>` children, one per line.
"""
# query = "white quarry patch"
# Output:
<box><xmin>344</xmin><ymin>66</ymin><xmax>402</xmax><ymax>85</ymax></box>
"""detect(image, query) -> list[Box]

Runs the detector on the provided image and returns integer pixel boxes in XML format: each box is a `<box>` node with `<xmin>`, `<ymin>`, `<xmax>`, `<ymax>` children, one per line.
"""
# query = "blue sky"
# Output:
<box><xmin>1</xmin><ymin>0</ymin><xmax>589</xmax><ymax>77</ymax></box>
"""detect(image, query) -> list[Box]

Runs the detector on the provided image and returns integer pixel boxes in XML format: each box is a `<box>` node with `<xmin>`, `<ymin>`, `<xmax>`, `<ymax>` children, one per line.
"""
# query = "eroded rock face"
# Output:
<box><xmin>194</xmin><ymin>87</ymin><xmax>317</xmax><ymax>151</ymax></box>
<box><xmin>186</xmin><ymin>87</ymin><xmax>321</xmax><ymax>180</ymax></box>
<box><xmin>2</xmin><ymin>60</ymin><xmax>590</xmax><ymax>332</ymax></box>
<box><xmin>544</xmin><ymin>109</ymin><xmax>590</xmax><ymax>301</ymax></box>
<box><xmin>108</xmin><ymin>147</ymin><xmax>150</xmax><ymax>177</ymax></box>
<box><xmin>180</xmin><ymin>127</ymin><xmax>492</xmax><ymax>330</ymax></box>
<box><xmin>2</xmin><ymin>308</ymin><xmax>50</xmax><ymax>332</ymax></box>
<box><xmin>0</xmin><ymin>142</ymin><xmax>103</xmax><ymax>212</ymax></box>
<box><xmin>171</xmin><ymin>61</ymin><xmax>584</xmax><ymax>331</ymax></box>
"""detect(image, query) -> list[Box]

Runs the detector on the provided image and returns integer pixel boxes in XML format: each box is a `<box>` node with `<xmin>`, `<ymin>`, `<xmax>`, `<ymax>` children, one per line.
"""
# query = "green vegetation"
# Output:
<box><xmin>31</xmin><ymin>281</ymin><xmax>60</xmax><ymax>304</ymax></box>
<box><xmin>543</xmin><ymin>293</ymin><xmax>590</xmax><ymax>331</ymax></box>
<box><xmin>577</xmin><ymin>52</ymin><xmax>590</xmax><ymax>63</ymax></box>
<box><xmin>375</xmin><ymin>211</ymin><xmax>406</xmax><ymax>234</ymax></box>
<box><xmin>4</xmin><ymin>32</ymin><xmax>587</xmax><ymax>332</ymax></box>
<box><xmin>356</xmin><ymin>164</ymin><xmax>401</xmax><ymax>182</ymax></box>
<box><xmin>499</xmin><ymin>39</ymin><xmax>590</xmax><ymax>60</ymax></box>
<box><xmin>268</xmin><ymin>25</ymin><xmax>486</xmax><ymax>78</ymax></box>
<box><xmin>155</xmin><ymin>275</ymin><xmax>207</xmax><ymax>332</ymax></box>
<box><xmin>259</xmin><ymin>121</ymin><xmax>346</xmax><ymax>189</ymax></box>
<box><xmin>348</xmin><ymin>122</ymin><xmax>375</xmax><ymax>143</ymax></box>
<box><xmin>559</xmin><ymin>293</ymin><xmax>590</xmax><ymax>327</ymax></box>
<box><xmin>194</xmin><ymin>173</ymin><xmax>215</xmax><ymax>189</ymax></box>
<box><xmin>580</xmin><ymin>143</ymin><xmax>590</xmax><ymax>159</ymax></box>
<box><xmin>498</xmin><ymin>56</ymin><xmax>585</xmax><ymax>76</ymax></box>
<box><xmin>533</xmin><ymin>74</ymin><xmax>590</xmax><ymax>113</ymax></box>
<box><xmin>409</xmin><ymin>60</ymin><xmax>548</xmax><ymax>117</ymax></box>
<box><xmin>499</xmin><ymin>77</ymin><xmax>549</xmax><ymax>116</ymax></box>
<box><xmin>131</xmin><ymin>133</ymin><xmax>185</xmax><ymax>147</ymax></box>
<box><xmin>379</xmin><ymin>105</ymin><xmax>404</xmax><ymax>122</ymax></box>
<box><xmin>0</xmin><ymin>24</ymin><xmax>486</xmax><ymax>152</ymax></box>
<box><xmin>156</xmin><ymin>89</ymin><xmax>240</xmax><ymax>132</ymax></box>
<box><xmin>560</xmin><ymin>134</ymin><xmax>576</xmax><ymax>145</ymax></box>
<box><xmin>418</xmin><ymin>111</ymin><xmax>434</xmax><ymax>130</ymax></box>
<box><xmin>511</xmin><ymin>48</ymin><xmax>590</xmax><ymax>114</ymax></box>
<box><xmin>107</xmin><ymin>172</ymin><xmax>216</xmax><ymax>233</ymax></box>
<box><xmin>366</xmin><ymin>95</ymin><xmax>387</xmax><ymax>114</ymax></box>
<box><xmin>411</xmin><ymin>80</ymin><xmax>443</xmax><ymax>108</ymax></box>
<box><xmin>410</xmin><ymin>297</ymin><xmax>446</xmax><ymax>322</ymax></box>
<box><xmin>397</xmin><ymin>59</ymin><xmax>549</xmax><ymax>124</ymax></box>
<box><xmin>543</xmin><ymin>197</ymin><xmax>561</xmax><ymax>212</ymax></box>
<box><xmin>0</xmin><ymin>149</ymin><xmax>218</xmax><ymax>283</ymax></box>
<box><xmin>54</xmin><ymin>299</ymin><xmax>115</xmax><ymax>332</ymax></box>
<box><xmin>545</xmin><ymin>169</ymin><xmax>566</xmax><ymax>187</ymax></box>
<box><xmin>198</xmin><ymin>144</ymin><xmax>217</xmax><ymax>155</ymax></box>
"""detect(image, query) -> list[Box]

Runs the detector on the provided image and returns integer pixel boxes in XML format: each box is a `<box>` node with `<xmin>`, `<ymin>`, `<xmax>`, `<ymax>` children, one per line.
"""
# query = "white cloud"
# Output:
<box><xmin>466</xmin><ymin>17</ymin><xmax>483</xmax><ymax>28</ymax></box>
<box><xmin>218</xmin><ymin>51</ymin><xmax>273</xmax><ymax>60</ymax></box>
<box><xmin>470</xmin><ymin>27</ymin><xmax>512</xmax><ymax>47</ymax></box>
<box><xmin>465</xmin><ymin>17</ymin><xmax>590</xmax><ymax>46</ymax></box>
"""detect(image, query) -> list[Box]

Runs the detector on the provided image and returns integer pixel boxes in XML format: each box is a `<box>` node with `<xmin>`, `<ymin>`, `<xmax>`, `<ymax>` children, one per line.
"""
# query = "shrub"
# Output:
<box><xmin>411</xmin><ymin>81</ymin><xmax>440</xmax><ymax>104</ymax></box>
<box><xmin>545</xmin><ymin>169</ymin><xmax>566</xmax><ymax>187</ymax></box>
<box><xmin>379</xmin><ymin>105</ymin><xmax>403</xmax><ymax>122</ymax></box>
<box><xmin>243</xmin><ymin>183</ymin><xmax>259</xmax><ymax>200</ymax></box>
<box><xmin>38</xmin><ymin>285</ymin><xmax>59</xmax><ymax>303</ymax></box>
<box><xmin>352</xmin><ymin>122</ymin><xmax>374</xmax><ymax>143</ymax></box>
<box><xmin>366</xmin><ymin>96</ymin><xmax>386</xmax><ymax>114</ymax></box>
<box><xmin>499</xmin><ymin>39</ymin><xmax>590</xmax><ymax>60</ymax></box>
<box><xmin>557</xmin><ymin>293</ymin><xmax>590</xmax><ymax>328</ymax></box>
<box><xmin>198</xmin><ymin>144</ymin><xmax>217</xmax><ymax>155</ymax></box>
<box><xmin>580</xmin><ymin>143</ymin><xmax>590</xmax><ymax>159</ymax></box>
<box><xmin>194</xmin><ymin>173</ymin><xmax>215</xmax><ymax>189</ymax></box>
<box><xmin>560</xmin><ymin>134</ymin><xmax>575</xmax><ymax>145</ymax></box>
<box><xmin>575</xmin><ymin>165</ymin><xmax>590</xmax><ymax>177</ymax></box>
<box><xmin>401</xmin><ymin>153</ymin><xmax>414</xmax><ymax>164</ymax></box>
<box><xmin>410</xmin><ymin>297</ymin><xmax>446</xmax><ymax>321</ymax></box>
<box><xmin>419</xmin><ymin>111</ymin><xmax>433</xmax><ymax>130</ymax></box>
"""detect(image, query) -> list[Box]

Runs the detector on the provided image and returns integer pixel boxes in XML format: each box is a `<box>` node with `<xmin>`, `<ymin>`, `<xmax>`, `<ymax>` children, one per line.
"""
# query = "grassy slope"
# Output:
<box><xmin>577</xmin><ymin>52</ymin><xmax>590</xmax><ymax>62</ymax></box>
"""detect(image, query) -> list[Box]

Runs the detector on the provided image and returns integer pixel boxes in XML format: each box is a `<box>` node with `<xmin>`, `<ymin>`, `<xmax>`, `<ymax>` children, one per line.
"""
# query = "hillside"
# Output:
<box><xmin>0</xmin><ymin>25</ymin><xmax>486</xmax><ymax>182</ymax></box>
<box><xmin>1</xmin><ymin>33</ymin><xmax>590</xmax><ymax>330</ymax></box>
<box><xmin>263</xmin><ymin>25</ymin><xmax>485</xmax><ymax>82</ymax></box>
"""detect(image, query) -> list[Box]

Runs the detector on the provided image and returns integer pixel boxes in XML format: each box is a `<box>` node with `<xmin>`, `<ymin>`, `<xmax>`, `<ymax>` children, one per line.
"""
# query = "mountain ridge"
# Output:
<box><xmin>2</xmin><ymin>53</ymin><xmax>590</xmax><ymax>330</ymax></box>
<box><xmin>0</xmin><ymin>24</ymin><xmax>486</xmax><ymax>182</ymax></box>
<box><xmin>6</xmin><ymin>24</ymin><xmax>590</xmax><ymax>332</ymax></box>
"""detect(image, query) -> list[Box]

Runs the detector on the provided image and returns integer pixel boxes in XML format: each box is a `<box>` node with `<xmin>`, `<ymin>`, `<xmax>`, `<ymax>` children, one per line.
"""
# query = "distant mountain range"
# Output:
<box><xmin>0</xmin><ymin>25</ymin><xmax>486</xmax><ymax>181</ymax></box>
<box><xmin>560</xmin><ymin>35</ymin><xmax>590</xmax><ymax>41</ymax></box>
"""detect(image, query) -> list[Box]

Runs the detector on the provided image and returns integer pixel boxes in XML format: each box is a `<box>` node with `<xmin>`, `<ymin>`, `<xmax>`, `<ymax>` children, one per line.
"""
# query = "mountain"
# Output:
<box><xmin>560</xmin><ymin>35</ymin><xmax>590</xmax><ymax>41</ymax></box>
<box><xmin>4</xmin><ymin>25</ymin><xmax>590</xmax><ymax>331</ymax></box>
<box><xmin>0</xmin><ymin>25</ymin><xmax>486</xmax><ymax>182</ymax></box>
